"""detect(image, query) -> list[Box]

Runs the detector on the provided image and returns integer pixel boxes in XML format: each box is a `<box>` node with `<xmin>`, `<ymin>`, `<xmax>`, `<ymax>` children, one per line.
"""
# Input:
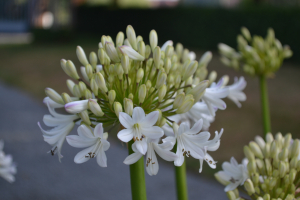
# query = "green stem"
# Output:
<box><xmin>128</xmin><ymin>140</ymin><xmax>147</xmax><ymax>200</ymax></box>
<box><xmin>174</xmin><ymin>144</ymin><xmax>188</xmax><ymax>200</ymax></box>
<box><xmin>259</xmin><ymin>75</ymin><xmax>271</xmax><ymax>136</ymax></box>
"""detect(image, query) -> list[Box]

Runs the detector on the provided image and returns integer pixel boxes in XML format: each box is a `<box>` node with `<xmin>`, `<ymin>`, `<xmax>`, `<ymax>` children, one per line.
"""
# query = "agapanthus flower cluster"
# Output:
<box><xmin>38</xmin><ymin>25</ymin><xmax>246</xmax><ymax>175</ymax></box>
<box><xmin>218</xmin><ymin>27</ymin><xmax>293</xmax><ymax>76</ymax></box>
<box><xmin>215</xmin><ymin>133</ymin><xmax>300</xmax><ymax>200</ymax></box>
<box><xmin>0</xmin><ymin>140</ymin><xmax>17</xmax><ymax>183</ymax></box>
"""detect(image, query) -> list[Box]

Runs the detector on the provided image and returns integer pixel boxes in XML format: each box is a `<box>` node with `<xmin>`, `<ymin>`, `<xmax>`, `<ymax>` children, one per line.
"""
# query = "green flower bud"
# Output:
<box><xmin>154</xmin><ymin>109</ymin><xmax>162</xmax><ymax>126</ymax></box>
<box><xmin>275</xmin><ymin>188</ymin><xmax>283</xmax><ymax>198</ymax></box>
<box><xmin>244</xmin><ymin>146</ymin><xmax>255</xmax><ymax>161</ymax></box>
<box><xmin>138</xmin><ymin>41</ymin><xmax>145</xmax><ymax>57</ymax></box>
<box><xmin>250</xmin><ymin>141</ymin><xmax>264</xmax><ymax>159</ymax></box>
<box><xmin>188</xmin><ymin>80</ymin><xmax>208</xmax><ymax>102</ymax></box>
<box><xmin>124</xmin><ymin>77</ymin><xmax>131</xmax><ymax>90</ymax></box>
<box><xmin>257</xmin><ymin>197</ymin><xmax>263</xmax><ymax>200</ymax></box>
<box><xmin>136</xmin><ymin>35</ymin><xmax>143</xmax><ymax>43</ymax></box>
<box><xmin>244</xmin><ymin>179</ymin><xmax>255</xmax><ymax>196</ymax></box>
<box><xmin>165</xmin><ymin>45</ymin><xmax>174</xmax><ymax>58</ymax></box>
<box><xmin>289</xmin><ymin>169</ymin><xmax>296</xmax><ymax>183</ymax></box>
<box><xmin>270</xmin><ymin>141</ymin><xmax>278</xmax><ymax>159</ymax></box>
<box><xmin>226</xmin><ymin>191</ymin><xmax>236</xmax><ymax>200</ymax></box>
<box><xmin>78</xmin><ymin>81</ymin><xmax>87</xmax><ymax>96</ymax></box>
<box><xmin>136</xmin><ymin>68</ymin><xmax>144</xmax><ymax>83</ymax></box>
<box><xmin>208</xmin><ymin>70</ymin><xmax>217</xmax><ymax>85</ymax></box>
<box><xmin>156</xmin><ymin>72</ymin><xmax>167</xmax><ymax>89</ymax></box>
<box><xmin>124</xmin><ymin>38</ymin><xmax>131</xmax><ymax>47</ymax></box>
<box><xmin>291</xmin><ymin>139</ymin><xmax>300</xmax><ymax>158</ymax></box>
<box><xmin>283</xmin><ymin>133</ymin><xmax>292</xmax><ymax>149</ymax></box>
<box><xmin>145</xmin><ymin>45</ymin><xmax>151</xmax><ymax>59</ymax></box>
<box><xmin>158</xmin><ymin>84</ymin><xmax>167</xmax><ymax>102</ymax></box>
<box><xmin>79</xmin><ymin>110</ymin><xmax>91</xmax><ymax>125</ymax></box>
<box><xmin>113</xmin><ymin>102</ymin><xmax>122</xmax><ymax>118</ymax></box>
<box><xmin>279</xmin><ymin>161</ymin><xmax>286</xmax><ymax>178</ymax></box>
<box><xmin>279</xmin><ymin>147</ymin><xmax>288</xmax><ymax>161</ymax></box>
<box><xmin>128</xmin><ymin>93</ymin><xmax>133</xmax><ymax>100</ymax></box>
<box><xmin>121</xmin><ymin>54</ymin><xmax>129</xmax><ymax>74</ymax></box>
<box><xmin>265</xmin><ymin>158</ymin><xmax>272</xmax><ymax>176</ymax></box>
<box><xmin>175</xmin><ymin>43</ymin><xmax>183</xmax><ymax>60</ymax></box>
<box><xmin>290</xmin><ymin>157</ymin><xmax>298</xmax><ymax>169</ymax></box>
<box><xmin>66</xmin><ymin>79</ymin><xmax>76</xmax><ymax>95</ymax></box>
<box><xmin>255</xmin><ymin>136</ymin><xmax>266</xmax><ymax>150</ymax></box>
<box><xmin>84</xmin><ymin>89</ymin><xmax>92</xmax><ymax>99</ymax></box>
<box><xmin>173</xmin><ymin>93</ymin><xmax>185</xmax><ymax>109</ymax></box>
<box><xmin>285</xmin><ymin>194</ymin><xmax>295</xmax><ymax>200</ymax></box>
<box><xmin>85</xmin><ymin>64</ymin><xmax>93</xmax><ymax>79</ymax></box>
<box><xmin>116</xmin><ymin>31</ymin><xmax>124</xmax><ymax>47</ymax></box>
<box><xmin>124</xmin><ymin>98</ymin><xmax>133</xmax><ymax>116</ymax></box>
<box><xmin>164</xmin><ymin>58</ymin><xmax>171</xmax><ymax>74</ymax></box>
<box><xmin>88</xmin><ymin>99</ymin><xmax>104</xmax><ymax>117</ymax></box>
<box><xmin>266</xmin><ymin>133</ymin><xmax>274</xmax><ymax>143</ymax></box>
<box><xmin>98</xmin><ymin>48</ymin><xmax>106</xmax><ymax>65</ymax></box>
<box><xmin>95</xmin><ymin>72</ymin><xmax>108</xmax><ymax>93</ymax></box>
<box><xmin>198</xmin><ymin>51</ymin><xmax>212</xmax><ymax>68</ymax></box>
<box><xmin>139</xmin><ymin>84</ymin><xmax>147</xmax><ymax>104</ymax></box>
<box><xmin>61</xmin><ymin>59</ymin><xmax>71</xmax><ymax>77</ymax></box>
<box><xmin>73</xmin><ymin>85</ymin><xmax>81</xmax><ymax>98</ymax></box>
<box><xmin>90</xmin><ymin>78</ymin><xmax>98</xmax><ymax>96</ymax></box>
<box><xmin>263</xmin><ymin>194</ymin><xmax>270</xmax><ymax>200</ymax></box>
<box><xmin>181</xmin><ymin>49</ymin><xmax>189</xmax><ymax>62</ymax></box>
<box><xmin>256</xmin><ymin>159</ymin><xmax>265</xmax><ymax>174</ymax></box>
<box><xmin>252</xmin><ymin>173</ymin><xmax>260</xmax><ymax>185</ymax></box>
<box><xmin>241</xmin><ymin>27</ymin><xmax>251</xmax><ymax>41</ymax></box>
<box><xmin>247</xmin><ymin>160</ymin><xmax>257</xmax><ymax>174</ymax></box>
<box><xmin>153</xmin><ymin>46</ymin><xmax>161</xmax><ymax>69</ymax></box>
<box><xmin>174</xmin><ymin>74</ymin><xmax>182</xmax><ymax>89</ymax></box>
<box><xmin>45</xmin><ymin>88</ymin><xmax>64</xmax><ymax>104</ymax></box>
<box><xmin>108</xmin><ymin>90</ymin><xmax>116</xmax><ymax>105</ymax></box>
<box><xmin>297</xmin><ymin>160</ymin><xmax>300</xmax><ymax>171</ymax></box>
<box><xmin>105</xmin><ymin>42</ymin><xmax>120</xmax><ymax>63</ymax></box>
<box><xmin>176</xmin><ymin>98</ymin><xmax>194</xmax><ymax>114</ymax></box>
<box><xmin>66</xmin><ymin>60</ymin><xmax>80</xmax><ymax>80</ymax></box>
<box><xmin>61</xmin><ymin>93</ymin><xmax>72</xmax><ymax>104</ymax></box>
<box><xmin>126</xmin><ymin>25</ymin><xmax>137</xmax><ymax>50</ymax></box>
<box><xmin>149</xmin><ymin>29</ymin><xmax>158</xmax><ymax>51</ymax></box>
<box><xmin>76</xmin><ymin>46</ymin><xmax>89</xmax><ymax>66</ymax></box>
<box><xmin>263</xmin><ymin>143</ymin><xmax>271</xmax><ymax>158</ymax></box>
<box><xmin>115</xmin><ymin>63</ymin><xmax>124</xmax><ymax>80</ymax></box>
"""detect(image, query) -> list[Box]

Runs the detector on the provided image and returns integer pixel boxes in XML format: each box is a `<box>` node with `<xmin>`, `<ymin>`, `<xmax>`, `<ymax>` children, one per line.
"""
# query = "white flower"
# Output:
<box><xmin>161</xmin><ymin>40</ymin><xmax>173</xmax><ymax>51</ymax></box>
<box><xmin>117</xmin><ymin>107</ymin><xmax>164</xmax><ymax>155</ymax></box>
<box><xmin>226</xmin><ymin>77</ymin><xmax>247</xmax><ymax>108</ymax></box>
<box><xmin>216</xmin><ymin>157</ymin><xmax>249</xmax><ymax>192</ymax></box>
<box><xmin>169</xmin><ymin>119</ymin><xmax>207</xmax><ymax>166</ymax></box>
<box><xmin>66</xmin><ymin>123</ymin><xmax>110</xmax><ymax>167</ymax></box>
<box><xmin>189</xmin><ymin>51</ymin><xmax>196</xmax><ymax>61</ymax></box>
<box><xmin>119</xmin><ymin>45</ymin><xmax>145</xmax><ymax>61</ymax></box>
<box><xmin>38</xmin><ymin>102</ymin><xmax>78</xmax><ymax>161</ymax></box>
<box><xmin>124</xmin><ymin>138</ymin><xmax>177</xmax><ymax>176</ymax></box>
<box><xmin>202</xmin><ymin>78</ymin><xmax>229</xmax><ymax>116</ymax></box>
<box><xmin>0</xmin><ymin>141</ymin><xmax>17</xmax><ymax>183</ymax></box>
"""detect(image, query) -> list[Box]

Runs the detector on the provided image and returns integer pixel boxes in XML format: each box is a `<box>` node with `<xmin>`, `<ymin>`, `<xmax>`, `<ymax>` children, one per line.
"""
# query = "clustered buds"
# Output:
<box><xmin>218</xmin><ymin>132</ymin><xmax>300</xmax><ymax>200</ymax></box>
<box><xmin>218</xmin><ymin>27</ymin><xmax>292</xmax><ymax>77</ymax></box>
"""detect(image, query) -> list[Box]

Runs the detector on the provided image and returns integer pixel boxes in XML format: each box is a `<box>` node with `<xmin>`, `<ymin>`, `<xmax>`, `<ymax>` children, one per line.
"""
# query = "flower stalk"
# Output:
<box><xmin>128</xmin><ymin>139</ymin><xmax>147</xmax><ymax>200</ymax></box>
<box><xmin>259</xmin><ymin>75</ymin><xmax>271</xmax><ymax>136</ymax></box>
<box><xmin>175</xmin><ymin>158</ymin><xmax>188</xmax><ymax>200</ymax></box>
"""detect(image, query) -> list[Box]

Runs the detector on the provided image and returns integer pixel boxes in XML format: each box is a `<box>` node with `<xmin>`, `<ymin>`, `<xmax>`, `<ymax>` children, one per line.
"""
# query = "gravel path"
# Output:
<box><xmin>0</xmin><ymin>82</ymin><xmax>226</xmax><ymax>200</ymax></box>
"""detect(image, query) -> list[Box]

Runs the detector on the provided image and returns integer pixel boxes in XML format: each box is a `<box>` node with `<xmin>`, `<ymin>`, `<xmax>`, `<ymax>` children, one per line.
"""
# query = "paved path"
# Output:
<box><xmin>0</xmin><ymin>82</ymin><xmax>226</xmax><ymax>200</ymax></box>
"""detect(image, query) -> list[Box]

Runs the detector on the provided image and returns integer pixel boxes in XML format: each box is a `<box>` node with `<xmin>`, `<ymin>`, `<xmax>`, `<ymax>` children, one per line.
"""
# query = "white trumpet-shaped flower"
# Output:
<box><xmin>203</xmin><ymin>78</ymin><xmax>229</xmax><ymax>116</ymax></box>
<box><xmin>66</xmin><ymin>123</ymin><xmax>110</xmax><ymax>167</ymax></box>
<box><xmin>117</xmin><ymin>107</ymin><xmax>164</xmax><ymax>155</ymax></box>
<box><xmin>38</xmin><ymin>102</ymin><xmax>78</xmax><ymax>161</ymax></box>
<box><xmin>119</xmin><ymin>45</ymin><xmax>145</xmax><ymax>61</ymax></box>
<box><xmin>226</xmin><ymin>77</ymin><xmax>247</xmax><ymax>108</ymax></box>
<box><xmin>0</xmin><ymin>141</ymin><xmax>17</xmax><ymax>183</ymax></box>
<box><xmin>124</xmin><ymin>138</ymin><xmax>177</xmax><ymax>176</ymax></box>
<box><xmin>215</xmin><ymin>157</ymin><xmax>249</xmax><ymax>192</ymax></box>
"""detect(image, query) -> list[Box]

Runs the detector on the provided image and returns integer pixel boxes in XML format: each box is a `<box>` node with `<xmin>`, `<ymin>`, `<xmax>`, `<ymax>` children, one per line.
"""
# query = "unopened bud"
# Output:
<box><xmin>244</xmin><ymin>179</ymin><xmax>255</xmax><ymax>195</ymax></box>
<box><xmin>263</xmin><ymin>143</ymin><xmax>271</xmax><ymax>158</ymax></box>
<box><xmin>174</xmin><ymin>75</ymin><xmax>181</xmax><ymax>89</ymax></box>
<box><xmin>283</xmin><ymin>133</ymin><xmax>292</xmax><ymax>149</ymax></box>
<box><xmin>153</xmin><ymin>46</ymin><xmax>161</xmax><ymax>69</ymax></box>
<box><xmin>90</xmin><ymin>78</ymin><xmax>98</xmax><ymax>96</ymax></box>
<box><xmin>226</xmin><ymin>191</ymin><xmax>236</xmax><ymax>200</ymax></box>
<box><xmin>126</xmin><ymin>25</ymin><xmax>137</xmax><ymax>50</ymax></box>
<box><xmin>176</xmin><ymin>43</ymin><xmax>183</xmax><ymax>60</ymax></box>
<box><xmin>176</xmin><ymin>99</ymin><xmax>194</xmax><ymax>114</ymax></box>
<box><xmin>114</xmin><ymin>102</ymin><xmax>122</xmax><ymax>118</ymax></box>
<box><xmin>156</xmin><ymin>72</ymin><xmax>167</xmax><ymax>89</ymax></box>
<box><xmin>266</xmin><ymin>133</ymin><xmax>274</xmax><ymax>143</ymax></box>
<box><xmin>199</xmin><ymin>51</ymin><xmax>212</xmax><ymax>68</ymax></box>
<box><xmin>95</xmin><ymin>72</ymin><xmax>108</xmax><ymax>93</ymax></box>
<box><xmin>79</xmin><ymin>110</ymin><xmax>91</xmax><ymax>125</ymax></box>
<box><xmin>84</xmin><ymin>89</ymin><xmax>92</xmax><ymax>99</ymax></box>
<box><xmin>128</xmin><ymin>93</ymin><xmax>133</xmax><ymax>100</ymax></box>
<box><xmin>85</xmin><ymin>64</ymin><xmax>93</xmax><ymax>79</ymax></box>
<box><xmin>158</xmin><ymin>85</ymin><xmax>167</xmax><ymax>102</ymax></box>
<box><xmin>139</xmin><ymin>84</ymin><xmax>147</xmax><ymax>104</ymax></box>
<box><xmin>124</xmin><ymin>98</ymin><xmax>133</xmax><ymax>116</ymax></box>
<box><xmin>263</xmin><ymin>194</ymin><xmax>270</xmax><ymax>200</ymax></box>
<box><xmin>291</xmin><ymin>139</ymin><xmax>300</xmax><ymax>158</ymax></box>
<box><xmin>45</xmin><ymin>88</ymin><xmax>64</xmax><ymax>104</ymax></box>
<box><xmin>138</xmin><ymin>41</ymin><xmax>145</xmax><ymax>57</ymax></box>
<box><xmin>182</xmin><ymin>61</ymin><xmax>198</xmax><ymax>81</ymax></box>
<box><xmin>188</xmin><ymin>80</ymin><xmax>208</xmax><ymax>102</ymax></box>
<box><xmin>88</xmin><ymin>99</ymin><xmax>104</xmax><ymax>116</ymax></box>
<box><xmin>61</xmin><ymin>59</ymin><xmax>71</xmax><ymax>77</ymax></box>
<box><xmin>149</xmin><ymin>29</ymin><xmax>158</xmax><ymax>51</ymax></box>
<box><xmin>105</xmin><ymin>42</ymin><xmax>120</xmax><ymax>63</ymax></box>
<box><xmin>145</xmin><ymin>45</ymin><xmax>151</xmax><ymax>59</ymax></box>
<box><xmin>249</xmin><ymin>141</ymin><xmax>264</xmax><ymax>159</ymax></box>
<box><xmin>247</xmin><ymin>160</ymin><xmax>257</xmax><ymax>174</ymax></box>
<box><xmin>66</xmin><ymin>60</ymin><xmax>80</xmax><ymax>79</ymax></box>
<box><xmin>241</xmin><ymin>27</ymin><xmax>251</xmax><ymax>41</ymax></box>
<box><xmin>244</xmin><ymin>146</ymin><xmax>255</xmax><ymax>161</ymax></box>
<box><xmin>98</xmin><ymin>48</ymin><xmax>106</xmax><ymax>65</ymax></box>
<box><xmin>279</xmin><ymin>161</ymin><xmax>286</xmax><ymax>178</ymax></box>
<box><xmin>78</xmin><ymin>81</ymin><xmax>87</xmax><ymax>96</ymax></box>
<box><xmin>73</xmin><ymin>85</ymin><xmax>81</xmax><ymax>98</ymax></box>
<box><xmin>80</xmin><ymin>67</ymin><xmax>89</xmax><ymax>82</ymax></box>
<box><xmin>279</xmin><ymin>147</ymin><xmax>288</xmax><ymax>161</ymax></box>
<box><xmin>89</xmin><ymin>52</ymin><xmax>98</xmax><ymax>69</ymax></box>
<box><xmin>265</xmin><ymin>158</ymin><xmax>272</xmax><ymax>176</ymax></box>
<box><xmin>116</xmin><ymin>31</ymin><xmax>124</xmax><ymax>47</ymax></box>
<box><xmin>136</xmin><ymin>68</ymin><xmax>144</xmax><ymax>83</ymax></box>
<box><xmin>66</xmin><ymin>79</ymin><xmax>76</xmax><ymax>95</ymax></box>
<box><xmin>208</xmin><ymin>71</ymin><xmax>217</xmax><ymax>85</ymax></box>
<box><xmin>76</xmin><ymin>46</ymin><xmax>89</xmax><ymax>66</ymax></box>
<box><xmin>61</xmin><ymin>93</ymin><xmax>72</xmax><ymax>104</ymax></box>
<box><xmin>255</xmin><ymin>136</ymin><xmax>266</xmax><ymax>150</ymax></box>
<box><xmin>108</xmin><ymin>90</ymin><xmax>116</xmax><ymax>105</ymax></box>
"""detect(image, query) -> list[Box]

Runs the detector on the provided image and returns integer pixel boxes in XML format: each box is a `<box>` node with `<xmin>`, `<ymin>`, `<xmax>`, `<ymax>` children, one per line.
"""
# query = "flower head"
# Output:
<box><xmin>0</xmin><ymin>141</ymin><xmax>17</xmax><ymax>183</ymax></box>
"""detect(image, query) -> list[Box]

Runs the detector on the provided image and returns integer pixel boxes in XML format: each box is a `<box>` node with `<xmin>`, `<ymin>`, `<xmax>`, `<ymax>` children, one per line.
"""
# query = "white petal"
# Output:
<box><xmin>186</xmin><ymin>119</ymin><xmax>203</xmax><ymax>135</ymax></box>
<box><xmin>153</xmin><ymin>144</ymin><xmax>177</xmax><ymax>161</ymax></box>
<box><xmin>204</xmin><ymin>153</ymin><xmax>217</xmax><ymax>169</ymax></box>
<box><xmin>141</xmin><ymin>126</ymin><xmax>164</xmax><ymax>139</ymax></box>
<box><xmin>146</xmin><ymin>147</ymin><xmax>159</xmax><ymax>176</ymax></box>
<box><xmin>174</xmin><ymin>141</ymin><xmax>185</xmax><ymax>166</ymax></box>
<box><xmin>123</xmin><ymin>152</ymin><xmax>143</xmax><ymax>165</ymax></box>
<box><xmin>119</xmin><ymin>45</ymin><xmax>145</xmax><ymax>61</ymax></box>
<box><xmin>139</xmin><ymin>111</ymin><xmax>159</xmax><ymax>127</ymax></box>
<box><xmin>119</xmin><ymin>112</ymin><xmax>134</xmax><ymax>129</ymax></box>
<box><xmin>65</xmin><ymin>100</ymin><xmax>89</xmax><ymax>114</ymax></box>
<box><xmin>224</xmin><ymin>182</ymin><xmax>240</xmax><ymax>192</ymax></box>
<box><xmin>199</xmin><ymin>159</ymin><xmax>204</xmax><ymax>173</ymax></box>
<box><xmin>43</xmin><ymin>114</ymin><xmax>75</xmax><ymax>127</ymax></box>
<box><xmin>117</xmin><ymin>129</ymin><xmax>133</xmax><ymax>142</ymax></box>
<box><xmin>132</xmin><ymin>107</ymin><xmax>145</xmax><ymax>123</ymax></box>
<box><xmin>74</xmin><ymin>145</ymin><xmax>96</xmax><ymax>164</ymax></box>
<box><xmin>161</xmin><ymin>40</ymin><xmax>173</xmax><ymax>51</ymax></box>
<box><xmin>178</xmin><ymin>123</ymin><xmax>189</xmax><ymax>136</ymax></box>
<box><xmin>96</xmin><ymin>147</ymin><xmax>107</xmax><ymax>167</ymax></box>
<box><xmin>135</xmin><ymin>140</ymin><xmax>147</xmax><ymax>155</ymax></box>
<box><xmin>43</xmin><ymin>97</ymin><xmax>63</xmax><ymax>108</ymax></box>
<box><xmin>158</xmin><ymin>140</ymin><xmax>174</xmax><ymax>151</ymax></box>
<box><xmin>66</xmin><ymin>135</ymin><xmax>96</xmax><ymax>148</ymax></box>
<box><xmin>102</xmin><ymin>140</ymin><xmax>110</xmax><ymax>151</ymax></box>
<box><xmin>78</xmin><ymin>125</ymin><xmax>95</xmax><ymax>139</ymax></box>
<box><xmin>182</xmin><ymin>136</ymin><xmax>205</xmax><ymax>159</ymax></box>
<box><xmin>162</xmin><ymin>136</ymin><xmax>176</xmax><ymax>146</ymax></box>
<box><xmin>94</xmin><ymin>123</ymin><xmax>104</xmax><ymax>138</ymax></box>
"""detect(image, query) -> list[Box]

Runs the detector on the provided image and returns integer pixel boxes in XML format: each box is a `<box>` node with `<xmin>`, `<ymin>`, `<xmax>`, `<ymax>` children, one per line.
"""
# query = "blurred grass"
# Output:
<box><xmin>0</xmin><ymin>42</ymin><xmax>299</xmax><ymax>177</ymax></box>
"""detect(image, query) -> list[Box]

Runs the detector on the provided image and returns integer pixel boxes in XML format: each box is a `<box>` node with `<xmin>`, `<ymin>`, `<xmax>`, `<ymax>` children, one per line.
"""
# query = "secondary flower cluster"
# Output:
<box><xmin>215</xmin><ymin>133</ymin><xmax>300</xmax><ymax>200</ymax></box>
<box><xmin>38</xmin><ymin>25</ymin><xmax>246</xmax><ymax>175</ymax></box>
<box><xmin>219</xmin><ymin>27</ymin><xmax>292</xmax><ymax>77</ymax></box>
<box><xmin>0</xmin><ymin>140</ymin><xmax>17</xmax><ymax>183</ymax></box>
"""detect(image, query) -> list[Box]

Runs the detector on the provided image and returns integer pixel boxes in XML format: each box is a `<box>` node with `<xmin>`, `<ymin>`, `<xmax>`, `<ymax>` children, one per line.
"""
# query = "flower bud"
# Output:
<box><xmin>105</xmin><ymin>42</ymin><xmax>120</xmax><ymax>63</ymax></box>
<box><xmin>283</xmin><ymin>133</ymin><xmax>292</xmax><ymax>149</ymax></box>
<box><xmin>199</xmin><ymin>51</ymin><xmax>212</xmax><ymax>68</ymax></box>
<box><xmin>90</xmin><ymin>78</ymin><xmax>98</xmax><ymax>96</ymax></box>
<box><xmin>84</xmin><ymin>89</ymin><xmax>92</xmax><ymax>99</ymax></box>
<box><xmin>138</xmin><ymin>41</ymin><xmax>145</xmax><ymax>57</ymax></box>
<box><xmin>128</xmin><ymin>93</ymin><xmax>133</xmax><ymax>100</ymax></box>
<box><xmin>290</xmin><ymin>157</ymin><xmax>298</xmax><ymax>169</ymax></box>
<box><xmin>247</xmin><ymin>160</ymin><xmax>257</xmax><ymax>174</ymax></box>
<box><xmin>265</xmin><ymin>158</ymin><xmax>272</xmax><ymax>176</ymax></box>
<box><xmin>119</xmin><ymin>45</ymin><xmax>144</xmax><ymax>61</ymax></box>
<box><xmin>80</xmin><ymin>67</ymin><xmax>89</xmax><ymax>82</ymax></box>
<box><xmin>263</xmin><ymin>194</ymin><xmax>270</xmax><ymax>200</ymax></box>
<box><xmin>279</xmin><ymin>147</ymin><xmax>288</xmax><ymax>161</ymax></box>
<box><xmin>116</xmin><ymin>31</ymin><xmax>124</xmax><ymax>47</ymax></box>
<box><xmin>79</xmin><ymin>110</ymin><xmax>91</xmax><ymax>125</ymax></box>
<box><xmin>249</xmin><ymin>141</ymin><xmax>264</xmax><ymax>159</ymax></box>
<box><xmin>108</xmin><ymin>75</ymin><xmax>114</xmax><ymax>84</ymax></box>
<box><xmin>149</xmin><ymin>29</ymin><xmax>158</xmax><ymax>51</ymax></box>
<box><xmin>61</xmin><ymin>59</ymin><xmax>71</xmax><ymax>77</ymax></box>
<box><xmin>165</xmin><ymin>45</ymin><xmax>174</xmax><ymax>58</ymax></box>
<box><xmin>218</xmin><ymin>43</ymin><xmax>235</xmax><ymax>57</ymax></box>
<box><xmin>176</xmin><ymin>99</ymin><xmax>194</xmax><ymax>114</ymax></box>
<box><xmin>124</xmin><ymin>38</ymin><xmax>131</xmax><ymax>47</ymax></box>
<box><xmin>95</xmin><ymin>72</ymin><xmax>108</xmax><ymax>93</ymax></box>
<box><xmin>156</xmin><ymin>72</ymin><xmax>167</xmax><ymax>89</ymax></box>
<box><xmin>78</xmin><ymin>81</ymin><xmax>87</xmax><ymax>96</ymax></box>
<box><xmin>136</xmin><ymin>68</ymin><xmax>144</xmax><ymax>83</ymax></box>
<box><xmin>120</xmin><ymin>54</ymin><xmax>129</xmax><ymax>74</ymax></box>
<box><xmin>158</xmin><ymin>84</ymin><xmax>167</xmax><ymax>102</ymax></box>
<box><xmin>124</xmin><ymin>98</ymin><xmax>133</xmax><ymax>116</ymax></box>
<box><xmin>114</xmin><ymin>102</ymin><xmax>122</xmax><ymax>118</ymax></box>
<box><xmin>126</xmin><ymin>25</ymin><xmax>137</xmax><ymax>50</ymax></box>
<box><xmin>244</xmin><ymin>179</ymin><xmax>255</xmax><ymax>195</ymax></box>
<box><xmin>174</xmin><ymin>74</ymin><xmax>181</xmax><ymax>89</ymax></box>
<box><xmin>85</xmin><ymin>64</ymin><xmax>93</xmax><ymax>79</ymax></box>
<box><xmin>138</xmin><ymin>84</ymin><xmax>147</xmax><ymax>104</ymax></box>
<box><xmin>146</xmin><ymin>80</ymin><xmax>152</xmax><ymax>90</ymax></box>
<box><xmin>182</xmin><ymin>61</ymin><xmax>198</xmax><ymax>81</ymax></box>
<box><xmin>255</xmin><ymin>159</ymin><xmax>265</xmax><ymax>174</ymax></box>
<box><xmin>279</xmin><ymin>161</ymin><xmax>286</xmax><ymax>178</ymax></box>
<box><xmin>270</xmin><ymin>141</ymin><xmax>278</xmax><ymax>159</ymax></box>
<box><xmin>66</xmin><ymin>60</ymin><xmax>80</xmax><ymax>80</ymax></box>
<box><xmin>289</xmin><ymin>169</ymin><xmax>296</xmax><ymax>183</ymax></box>
<box><xmin>106</xmin><ymin>90</ymin><xmax>115</xmax><ymax>105</ymax></box>
<box><xmin>226</xmin><ymin>191</ymin><xmax>236</xmax><ymax>200</ymax></box>
<box><xmin>241</xmin><ymin>27</ymin><xmax>251</xmax><ymax>41</ymax></box>
<box><xmin>255</xmin><ymin>136</ymin><xmax>266</xmax><ymax>150</ymax></box>
<box><xmin>188</xmin><ymin>80</ymin><xmax>208</xmax><ymax>102</ymax></box>
<box><xmin>252</xmin><ymin>173</ymin><xmax>260</xmax><ymax>185</ymax></box>
<box><xmin>244</xmin><ymin>146</ymin><xmax>255</xmax><ymax>161</ymax></box>
<box><xmin>89</xmin><ymin>52</ymin><xmax>98</xmax><ymax>69</ymax></box>
<box><xmin>73</xmin><ymin>85</ymin><xmax>81</xmax><ymax>98</ymax></box>
<box><xmin>98</xmin><ymin>48</ymin><xmax>106</xmax><ymax>65</ymax></box>
<box><xmin>88</xmin><ymin>99</ymin><xmax>104</xmax><ymax>117</ymax></box>
<box><xmin>266</xmin><ymin>133</ymin><xmax>274</xmax><ymax>143</ymax></box>
<box><xmin>175</xmin><ymin>43</ymin><xmax>183</xmax><ymax>60</ymax></box>
<box><xmin>45</xmin><ymin>88</ymin><xmax>64</xmax><ymax>104</ymax></box>
<box><xmin>263</xmin><ymin>143</ymin><xmax>271</xmax><ymax>158</ymax></box>
<box><xmin>164</xmin><ymin>58</ymin><xmax>171</xmax><ymax>74</ymax></box>
<box><xmin>66</xmin><ymin>79</ymin><xmax>76</xmax><ymax>95</ymax></box>
<box><xmin>291</xmin><ymin>139</ymin><xmax>300</xmax><ymax>158</ymax></box>
<box><xmin>65</xmin><ymin>99</ymin><xmax>90</xmax><ymax>113</ymax></box>
<box><xmin>145</xmin><ymin>45</ymin><xmax>151</xmax><ymax>59</ymax></box>
<box><xmin>208</xmin><ymin>71</ymin><xmax>217</xmax><ymax>85</ymax></box>
<box><xmin>61</xmin><ymin>93</ymin><xmax>72</xmax><ymax>104</ymax></box>
<box><xmin>173</xmin><ymin>93</ymin><xmax>185</xmax><ymax>109</ymax></box>
<box><xmin>76</xmin><ymin>46</ymin><xmax>89</xmax><ymax>66</ymax></box>
<box><xmin>153</xmin><ymin>46</ymin><xmax>161</xmax><ymax>69</ymax></box>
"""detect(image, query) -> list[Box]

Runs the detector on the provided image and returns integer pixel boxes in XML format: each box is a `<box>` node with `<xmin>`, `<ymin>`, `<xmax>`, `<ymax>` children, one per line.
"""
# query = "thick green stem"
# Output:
<box><xmin>128</xmin><ymin>140</ymin><xmax>147</xmax><ymax>200</ymax></box>
<box><xmin>174</xmin><ymin>144</ymin><xmax>188</xmax><ymax>200</ymax></box>
<box><xmin>259</xmin><ymin>75</ymin><xmax>271</xmax><ymax>136</ymax></box>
